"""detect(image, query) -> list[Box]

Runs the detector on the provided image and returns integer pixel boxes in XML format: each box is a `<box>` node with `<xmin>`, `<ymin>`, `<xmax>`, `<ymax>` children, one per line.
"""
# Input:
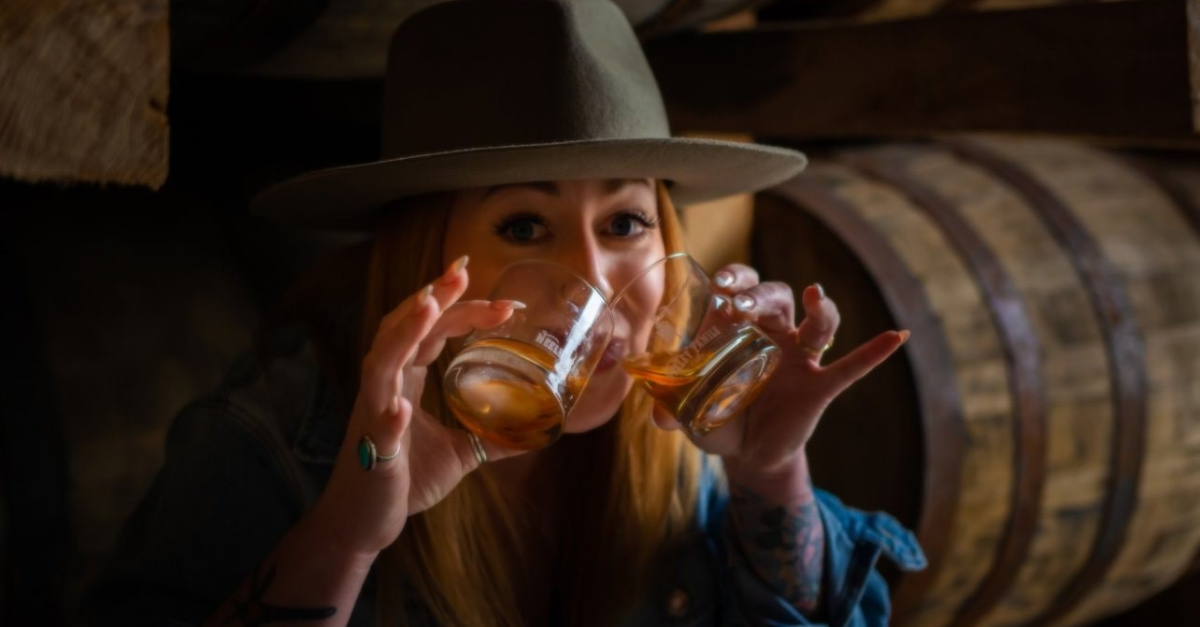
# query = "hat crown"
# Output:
<box><xmin>382</xmin><ymin>0</ymin><xmax>671</xmax><ymax>158</ymax></box>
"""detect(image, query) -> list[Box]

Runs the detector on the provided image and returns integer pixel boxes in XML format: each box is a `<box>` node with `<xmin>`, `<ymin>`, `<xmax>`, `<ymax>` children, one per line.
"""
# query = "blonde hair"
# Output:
<box><xmin>363</xmin><ymin>181</ymin><xmax>703</xmax><ymax>627</ymax></box>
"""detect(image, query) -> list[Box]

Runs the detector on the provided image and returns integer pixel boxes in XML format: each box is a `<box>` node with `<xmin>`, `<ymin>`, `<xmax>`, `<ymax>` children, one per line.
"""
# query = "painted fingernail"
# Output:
<box><xmin>897</xmin><ymin>329</ymin><xmax>911</xmax><ymax>344</ymax></box>
<box><xmin>734</xmin><ymin>294</ymin><xmax>755</xmax><ymax>312</ymax></box>
<box><xmin>490</xmin><ymin>299</ymin><xmax>527</xmax><ymax>311</ymax></box>
<box><xmin>814</xmin><ymin>283</ymin><xmax>826</xmax><ymax>300</ymax></box>
<box><xmin>714</xmin><ymin>271</ymin><xmax>734</xmax><ymax>288</ymax></box>
<box><xmin>416</xmin><ymin>284</ymin><xmax>433</xmax><ymax>307</ymax></box>
<box><xmin>441</xmin><ymin>255</ymin><xmax>469</xmax><ymax>284</ymax></box>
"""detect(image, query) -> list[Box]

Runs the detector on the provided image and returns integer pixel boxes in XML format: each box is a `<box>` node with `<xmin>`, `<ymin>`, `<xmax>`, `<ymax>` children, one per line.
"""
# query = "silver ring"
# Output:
<box><xmin>466</xmin><ymin>431</ymin><xmax>488</xmax><ymax>466</ymax></box>
<box><xmin>358</xmin><ymin>435</ymin><xmax>400</xmax><ymax>471</ymax></box>
<box><xmin>377</xmin><ymin>444</ymin><xmax>400</xmax><ymax>462</ymax></box>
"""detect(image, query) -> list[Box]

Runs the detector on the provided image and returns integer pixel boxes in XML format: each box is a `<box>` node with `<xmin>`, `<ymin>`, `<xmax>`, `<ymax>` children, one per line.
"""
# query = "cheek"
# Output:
<box><xmin>608</xmin><ymin>245</ymin><xmax>666</xmax><ymax>290</ymax></box>
<box><xmin>628</xmin><ymin>313</ymin><xmax>655</xmax><ymax>357</ymax></box>
<box><xmin>615</xmin><ymin>265</ymin><xmax>666</xmax><ymax>354</ymax></box>
<box><xmin>461</xmin><ymin>266</ymin><xmax>501</xmax><ymax>301</ymax></box>
<box><xmin>442</xmin><ymin>231</ymin><xmax>504</xmax><ymax>300</ymax></box>
<box><xmin>442</xmin><ymin>196</ymin><xmax>512</xmax><ymax>301</ymax></box>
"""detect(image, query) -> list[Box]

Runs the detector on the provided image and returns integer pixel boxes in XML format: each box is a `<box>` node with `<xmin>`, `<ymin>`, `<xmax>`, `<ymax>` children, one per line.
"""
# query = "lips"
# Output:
<box><xmin>596</xmin><ymin>338</ymin><xmax>626</xmax><ymax>372</ymax></box>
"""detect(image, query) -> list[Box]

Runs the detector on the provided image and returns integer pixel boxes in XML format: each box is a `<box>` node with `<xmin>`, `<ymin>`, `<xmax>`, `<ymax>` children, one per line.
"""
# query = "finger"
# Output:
<box><xmin>362</xmin><ymin>287</ymin><xmax>441</xmax><ymax>412</ymax></box>
<box><xmin>823</xmin><ymin>330</ymin><xmax>909</xmax><ymax>396</ymax></box>
<box><xmin>365</xmin><ymin>395</ymin><xmax>414</xmax><ymax>468</ymax></box>
<box><xmin>711</xmin><ymin>263</ymin><xmax>760</xmax><ymax>294</ymax></box>
<box><xmin>377</xmin><ymin>255</ymin><xmax>471</xmax><ymax>339</ymax></box>
<box><xmin>365</xmin><ymin>256</ymin><xmax>473</xmax><ymax>410</ymax></box>
<box><xmin>795</xmin><ymin>284</ymin><xmax>840</xmax><ymax>361</ymax></box>
<box><xmin>451</xmin><ymin>428</ymin><xmax>526</xmax><ymax>474</ymax></box>
<box><xmin>411</xmin><ymin>299</ymin><xmax>524</xmax><ymax>367</ymax></box>
<box><xmin>727</xmin><ymin>281</ymin><xmax>796</xmax><ymax>334</ymax></box>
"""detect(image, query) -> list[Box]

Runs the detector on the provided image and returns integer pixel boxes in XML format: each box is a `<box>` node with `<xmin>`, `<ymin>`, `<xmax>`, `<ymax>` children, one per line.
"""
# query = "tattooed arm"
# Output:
<box><xmin>202</xmin><ymin>508</ymin><xmax>376</xmax><ymax>627</ymax></box>
<box><xmin>724</xmin><ymin>452</ymin><xmax>825</xmax><ymax>616</ymax></box>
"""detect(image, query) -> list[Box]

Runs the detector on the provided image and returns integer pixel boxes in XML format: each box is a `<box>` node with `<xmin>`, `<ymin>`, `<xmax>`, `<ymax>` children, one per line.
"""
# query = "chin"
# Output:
<box><xmin>563</xmin><ymin>364</ymin><xmax>634</xmax><ymax>434</ymax></box>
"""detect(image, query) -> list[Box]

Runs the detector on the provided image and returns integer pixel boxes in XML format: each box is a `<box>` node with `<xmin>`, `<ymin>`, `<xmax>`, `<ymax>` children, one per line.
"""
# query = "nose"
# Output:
<box><xmin>566</xmin><ymin>237</ymin><xmax>615</xmax><ymax>302</ymax></box>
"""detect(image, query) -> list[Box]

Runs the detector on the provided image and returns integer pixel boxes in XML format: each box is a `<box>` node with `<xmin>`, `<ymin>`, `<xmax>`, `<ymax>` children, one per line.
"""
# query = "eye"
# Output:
<box><xmin>606</xmin><ymin>211</ymin><xmax>659</xmax><ymax>238</ymax></box>
<box><xmin>494</xmin><ymin>213</ymin><xmax>549</xmax><ymax>244</ymax></box>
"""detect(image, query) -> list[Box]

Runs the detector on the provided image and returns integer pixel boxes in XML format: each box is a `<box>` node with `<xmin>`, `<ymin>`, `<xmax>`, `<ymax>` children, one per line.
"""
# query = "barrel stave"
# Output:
<box><xmin>810</xmin><ymin>161</ymin><xmax>1018</xmax><ymax>627</ymax></box>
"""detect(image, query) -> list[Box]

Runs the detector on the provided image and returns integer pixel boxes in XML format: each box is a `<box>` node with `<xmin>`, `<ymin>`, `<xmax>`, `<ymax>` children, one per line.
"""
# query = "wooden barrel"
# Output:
<box><xmin>4</xmin><ymin>187</ymin><xmax>262</xmax><ymax>612</ymax></box>
<box><xmin>758</xmin><ymin>0</ymin><xmax>1138</xmax><ymax>24</ymax></box>
<box><xmin>0</xmin><ymin>181</ymin><xmax>366</xmax><ymax>617</ymax></box>
<box><xmin>751</xmin><ymin>137</ymin><xmax>1200</xmax><ymax>627</ymax></box>
<box><xmin>1092</xmin><ymin>567</ymin><xmax>1200</xmax><ymax>626</ymax></box>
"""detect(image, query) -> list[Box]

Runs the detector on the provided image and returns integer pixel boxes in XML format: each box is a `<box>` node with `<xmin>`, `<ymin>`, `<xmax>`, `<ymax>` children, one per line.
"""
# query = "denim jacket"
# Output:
<box><xmin>81</xmin><ymin>325</ymin><xmax>925</xmax><ymax>627</ymax></box>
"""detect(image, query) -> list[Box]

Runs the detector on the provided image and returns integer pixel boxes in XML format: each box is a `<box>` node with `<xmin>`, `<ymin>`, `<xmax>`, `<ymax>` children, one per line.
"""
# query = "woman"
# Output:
<box><xmin>83</xmin><ymin>1</ymin><xmax>925</xmax><ymax>626</ymax></box>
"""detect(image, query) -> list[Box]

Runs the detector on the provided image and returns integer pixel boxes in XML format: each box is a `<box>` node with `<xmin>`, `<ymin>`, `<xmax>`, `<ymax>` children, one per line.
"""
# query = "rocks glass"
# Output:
<box><xmin>443</xmin><ymin>260</ymin><xmax>613</xmax><ymax>450</ymax></box>
<box><xmin>614</xmin><ymin>253</ymin><xmax>781</xmax><ymax>436</ymax></box>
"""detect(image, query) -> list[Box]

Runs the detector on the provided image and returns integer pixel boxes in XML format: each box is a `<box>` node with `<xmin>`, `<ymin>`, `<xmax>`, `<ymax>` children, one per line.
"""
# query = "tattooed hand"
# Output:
<box><xmin>727</xmin><ymin>462</ymin><xmax>826</xmax><ymax>614</ymax></box>
<box><xmin>648</xmin><ymin>263</ymin><xmax>907</xmax><ymax>614</ymax></box>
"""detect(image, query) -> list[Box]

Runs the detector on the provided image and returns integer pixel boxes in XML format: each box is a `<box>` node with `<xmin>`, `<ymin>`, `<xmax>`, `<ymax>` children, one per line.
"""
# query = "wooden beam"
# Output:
<box><xmin>1189</xmin><ymin>0</ymin><xmax>1200</xmax><ymax>132</ymax></box>
<box><xmin>646</xmin><ymin>0</ymin><xmax>1197</xmax><ymax>143</ymax></box>
<box><xmin>0</xmin><ymin>0</ymin><xmax>168</xmax><ymax>188</ymax></box>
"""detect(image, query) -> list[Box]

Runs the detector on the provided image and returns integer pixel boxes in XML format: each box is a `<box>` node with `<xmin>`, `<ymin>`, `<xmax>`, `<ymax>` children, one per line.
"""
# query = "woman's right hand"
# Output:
<box><xmin>309</xmin><ymin>256</ymin><xmax>521</xmax><ymax>557</ymax></box>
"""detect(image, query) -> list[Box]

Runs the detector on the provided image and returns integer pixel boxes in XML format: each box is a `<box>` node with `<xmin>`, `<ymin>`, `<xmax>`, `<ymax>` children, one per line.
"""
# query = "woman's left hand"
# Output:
<box><xmin>651</xmin><ymin>263</ymin><xmax>909</xmax><ymax>474</ymax></box>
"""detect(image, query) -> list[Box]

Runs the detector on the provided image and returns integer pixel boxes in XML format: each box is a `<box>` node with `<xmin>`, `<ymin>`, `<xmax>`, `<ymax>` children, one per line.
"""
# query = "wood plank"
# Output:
<box><xmin>646</xmin><ymin>0</ymin><xmax>1196</xmax><ymax>143</ymax></box>
<box><xmin>1189</xmin><ymin>0</ymin><xmax>1200</xmax><ymax>133</ymax></box>
<box><xmin>844</xmin><ymin>147</ymin><xmax>1047</xmax><ymax>627</ymax></box>
<box><xmin>0</xmin><ymin>0</ymin><xmax>168</xmax><ymax>188</ymax></box>
<box><xmin>756</xmin><ymin>0</ymin><xmax>1143</xmax><ymax>23</ymax></box>
<box><xmin>947</xmin><ymin>138</ymin><xmax>1150</xmax><ymax>627</ymax></box>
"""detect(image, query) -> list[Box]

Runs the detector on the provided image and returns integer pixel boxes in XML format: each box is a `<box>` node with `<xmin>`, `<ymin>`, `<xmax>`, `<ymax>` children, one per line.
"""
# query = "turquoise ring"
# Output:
<box><xmin>358</xmin><ymin>435</ymin><xmax>400</xmax><ymax>471</ymax></box>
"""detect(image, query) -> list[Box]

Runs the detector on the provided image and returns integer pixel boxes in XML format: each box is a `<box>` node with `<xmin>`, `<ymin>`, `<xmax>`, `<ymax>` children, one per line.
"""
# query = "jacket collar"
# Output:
<box><xmin>253</xmin><ymin>322</ymin><xmax>353</xmax><ymax>466</ymax></box>
<box><xmin>292</xmin><ymin>360</ymin><xmax>351</xmax><ymax>466</ymax></box>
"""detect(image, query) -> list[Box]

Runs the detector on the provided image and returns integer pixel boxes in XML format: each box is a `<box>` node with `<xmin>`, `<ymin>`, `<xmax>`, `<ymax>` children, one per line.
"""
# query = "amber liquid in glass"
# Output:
<box><xmin>445</xmin><ymin>338</ymin><xmax>583</xmax><ymax>450</ymax></box>
<box><xmin>623</xmin><ymin>325</ymin><xmax>780</xmax><ymax>435</ymax></box>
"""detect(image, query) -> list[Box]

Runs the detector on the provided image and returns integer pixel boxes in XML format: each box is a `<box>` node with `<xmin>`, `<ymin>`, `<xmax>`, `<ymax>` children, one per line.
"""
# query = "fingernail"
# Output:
<box><xmin>814</xmin><ymin>283</ymin><xmax>826</xmax><ymax>300</ymax></box>
<box><xmin>896</xmin><ymin>329</ymin><xmax>911</xmax><ymax>344</ymax></box>
<box><xmin>416</xmin><ymin>284</ymin><xmax>433</xmax><ymax>307</ymax></box>
<box><xmin>714</xmin><ymin>271</ymin><xmax>734</xmax><ymax>288</ymax></box>
<box><xmin>490</xmin><ymin>299</ymin><xmax>527</xmax><ymax>311</ymax></box>
<box><xmin>734</xmin><ymin>294</ymin><xmax>755</xmax><ymax>312</ymax></box>
<box><xmin>441</xmin><ymin>255</ymin><xmax>469</xmax><ymax>284</ymax></box>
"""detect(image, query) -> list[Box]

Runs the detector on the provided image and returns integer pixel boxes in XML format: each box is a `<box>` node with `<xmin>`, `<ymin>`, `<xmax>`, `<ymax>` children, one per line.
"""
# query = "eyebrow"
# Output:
<box><xmin>482</xmin><ymin>179</ymin><xmax>651</xmax><ymax>199</ymax></box>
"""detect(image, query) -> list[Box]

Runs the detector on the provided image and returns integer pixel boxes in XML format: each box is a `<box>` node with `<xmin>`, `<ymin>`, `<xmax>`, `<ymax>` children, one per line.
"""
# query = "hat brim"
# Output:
<box><xmin>250</xmin><ymin>137</ymin><xmax>807</xmax><ymax>230</ymax></box>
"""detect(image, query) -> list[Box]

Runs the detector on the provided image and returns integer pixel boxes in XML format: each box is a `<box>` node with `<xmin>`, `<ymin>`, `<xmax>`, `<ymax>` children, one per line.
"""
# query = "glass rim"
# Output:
<box><xmin>611</xmin><ymin>251</ymin><xmax>705</xmax><ymax>306</ymax></box>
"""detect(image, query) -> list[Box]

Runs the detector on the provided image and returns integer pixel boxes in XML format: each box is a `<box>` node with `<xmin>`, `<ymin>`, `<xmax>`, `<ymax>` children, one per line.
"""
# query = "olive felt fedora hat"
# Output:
<box><xmin>251</xmin><ymin>0</ymin><xmax>807</xmax><ymax>230</ymax></box>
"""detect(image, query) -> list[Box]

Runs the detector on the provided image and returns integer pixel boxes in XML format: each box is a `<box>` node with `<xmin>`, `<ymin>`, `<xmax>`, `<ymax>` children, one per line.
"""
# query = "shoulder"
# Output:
<box><xmin>191</xmin><ymin>324</ymin><xmax>318</xmax><ymax>446</ymax></box>
<box><xmin>80</xmin><ymin>325</ymin><xmax>359</xmax><ymax>625</ymax></box>
<box><xmin>814</xmin><ymin>489</ymin><xmax>926</xmax><ymax>573</ymax></box>
<box><xmin>167</xmin><ymin>323</ymin><xmax>351</xmax><ymax>509</ymax></box>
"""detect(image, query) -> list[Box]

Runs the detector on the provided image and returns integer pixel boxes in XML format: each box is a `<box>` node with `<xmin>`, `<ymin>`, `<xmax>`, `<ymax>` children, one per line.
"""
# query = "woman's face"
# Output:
<box><xmin>443</xmin><ymin>178</ymin><xmax>666</xmax><ymax>434</ymax></box>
